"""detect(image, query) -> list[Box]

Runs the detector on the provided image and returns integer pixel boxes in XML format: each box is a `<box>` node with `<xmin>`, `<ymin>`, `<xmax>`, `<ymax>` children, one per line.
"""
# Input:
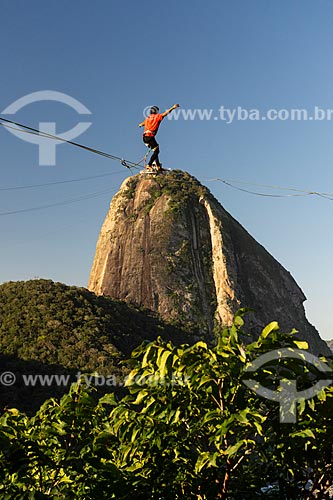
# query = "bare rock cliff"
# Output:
<box><xmin>327</xmin><ymin>340</ymin><xmax>333</xmax><ymax>354</ymax></box>
<box><xmin>88</xmin><ymin>170</ymin><xmax>329</xmax><ymax>355</ymax></box>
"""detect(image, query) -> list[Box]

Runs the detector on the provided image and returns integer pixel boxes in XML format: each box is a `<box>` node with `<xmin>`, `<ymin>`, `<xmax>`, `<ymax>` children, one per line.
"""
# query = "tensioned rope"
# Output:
<box><xmin>1</xmin><ymin>116</ymin><xmax>332</xmax><ymax>203</ymax></box>
<box><xmin>0</xmin><ymin>187</ymin><xmax>116</xmax><ymax>216</ymax></box>
<box><xmin>0</xmin><ymin>171</ymin><xmax>125</xmax><ymax>191</ymax></box>
<box><xmin>203</xmin><ymin>178</ymin><xmax>333</xmax><ymax>201</ymax></box>
<box><xmin>0</xmin><ymin>116</ymin><xmax>141</xmax><ymax>170</ymax></box>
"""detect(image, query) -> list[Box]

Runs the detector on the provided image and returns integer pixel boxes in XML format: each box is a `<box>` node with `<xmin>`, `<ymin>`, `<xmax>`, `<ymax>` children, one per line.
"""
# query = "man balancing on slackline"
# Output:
<box><xmin>138</xmin><ymin>103</ymin><xmax>179</xmax><ymax>172</ymax></box>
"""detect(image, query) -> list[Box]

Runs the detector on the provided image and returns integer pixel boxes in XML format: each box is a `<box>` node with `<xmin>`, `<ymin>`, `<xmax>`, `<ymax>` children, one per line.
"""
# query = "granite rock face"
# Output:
<box><xmin>88</xmin><ymin>170</ymin><xmax>330</xmax><ymax>355</ymax></box>
<box><xmin>327</xmin><ymin>340</ymin><xmax>333</xmax><ymax>354</ymax></box>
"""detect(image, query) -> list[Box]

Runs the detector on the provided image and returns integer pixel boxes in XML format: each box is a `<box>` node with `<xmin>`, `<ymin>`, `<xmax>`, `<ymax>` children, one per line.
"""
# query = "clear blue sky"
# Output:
<box><xmin>1</xmin><ymin>0</ymin><xmax>332</xmax><ymax>339</ymax></box>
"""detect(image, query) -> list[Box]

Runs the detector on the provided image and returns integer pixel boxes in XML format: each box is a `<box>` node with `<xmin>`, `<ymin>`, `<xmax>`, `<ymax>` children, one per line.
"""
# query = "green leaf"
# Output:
<box><xmin>225</xmin><ymin>440</ymin><xmax>245</xmax><ymax>458</ymax></box>
<box><xmin>290</xmin><ymin>429</ymin><xmax>315</xmax><ymax>439</ymax></box>
<box><xmin>197</xmin><ymin>375</ymin><xmax>214</xmax><ymax>389</ymax></box>
<box><xmin>202</xmin><ymin>410</ymin><xmax>220</xmax><ymax>425</ymax></box>
<box><xmin>132</xmin><ymin>390</ymin><xmax>149</xmax><ymax>405</ymax></box>
<box><xmin>307</xmin><ymin>398</ymin><xmax>315</xmax><ymax>411</ymax></box>
<box><xmin>142</xmin><ymin>344</ymin><xmax>155</xmax><ymax>367</ymax></box>
<box><xmin>157</xmin><ymin>350</ymin><xmax>172</xmax><ymax>377</ymax></box>
<box><xmin>98</xmin><ymin>393</ymin><xmax>117</xmax><ymax>406</ymax></box>
<box><xmin>195</xmin><ymin>451</ymin><xmax>218</xmax><ymax>473</ymax></box>
<box><xmin>293</xmin><ymin>340</ymin><xmax>309</xmax><ymax>350</ymax></box>
<box><xmin>298</xmin><ymin>398</ymin><xmax>306</xmax><ymax>415</ymax></box>
<box><xmin>194</xmin><ymin>341</ymin><xmax>208</xmax><ymax>350</ymax></box>
<box><xmin>234</xmin><ymin>315</ymin><xmax>244</xmax><ymax>328</ymax></box>
<box><xmin>260</xmin><ymin>321</ymin><xmax>279</xmax><ymax>339</ymax></box>
<box><xmin>317</xmin><ymin>388</ymin><xmax>327</xmax><ymax>402</ymax></box>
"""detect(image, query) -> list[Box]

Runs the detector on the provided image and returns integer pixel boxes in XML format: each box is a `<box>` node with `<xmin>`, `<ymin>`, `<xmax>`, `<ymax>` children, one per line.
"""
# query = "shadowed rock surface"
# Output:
<box><xmin>88</xmin><ymin>170</ymin><xmax>330</xmax><ymax>355</ymax></box>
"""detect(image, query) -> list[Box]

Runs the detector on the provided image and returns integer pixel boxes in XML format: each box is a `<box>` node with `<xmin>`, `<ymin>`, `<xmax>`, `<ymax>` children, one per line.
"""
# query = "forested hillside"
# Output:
<box><xmin>0</xmin><ymin>279</ymin><xmax>187</xmax><ymax>413</ymax></box>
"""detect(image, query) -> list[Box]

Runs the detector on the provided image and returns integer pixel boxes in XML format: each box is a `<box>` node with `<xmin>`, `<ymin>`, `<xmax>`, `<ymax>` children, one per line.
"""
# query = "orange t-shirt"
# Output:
<box><xmin>143</xmin><ymin>114</ymin><xmax>164</xmax><ymax>136</ymax></box>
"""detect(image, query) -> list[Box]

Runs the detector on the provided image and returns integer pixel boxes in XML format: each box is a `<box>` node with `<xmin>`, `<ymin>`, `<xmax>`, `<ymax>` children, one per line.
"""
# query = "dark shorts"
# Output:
<box><xmin>143</xmin><ymin>134</ymin><xmax>159</xmax><ymax>150</ymax></box>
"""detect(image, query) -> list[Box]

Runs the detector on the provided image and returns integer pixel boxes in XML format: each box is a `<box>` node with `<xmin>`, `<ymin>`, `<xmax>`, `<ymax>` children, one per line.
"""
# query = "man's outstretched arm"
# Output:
<box><xmin>162</xmin><ymin>103</ymin><xmax>180</xmax><ymax>118</ymax></box>
<box><xmin>138</xmin><ymin>120</ymin><xmax>145</xmax><ymax>127</ymax></box>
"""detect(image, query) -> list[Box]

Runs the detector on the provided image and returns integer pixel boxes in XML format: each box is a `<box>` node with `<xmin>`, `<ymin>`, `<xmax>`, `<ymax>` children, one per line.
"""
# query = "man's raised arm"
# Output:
<box><xmin>161</xmin><ymin>103</ymin><xmax>180</xmax><ymax>118</ymax></box>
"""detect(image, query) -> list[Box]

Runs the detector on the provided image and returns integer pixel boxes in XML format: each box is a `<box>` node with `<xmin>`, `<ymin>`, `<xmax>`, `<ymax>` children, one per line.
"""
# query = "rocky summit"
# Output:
<box><xmin>88</xmin><ymin>170</ymin><xmax>330</xmax><ymax>355</ymax></box>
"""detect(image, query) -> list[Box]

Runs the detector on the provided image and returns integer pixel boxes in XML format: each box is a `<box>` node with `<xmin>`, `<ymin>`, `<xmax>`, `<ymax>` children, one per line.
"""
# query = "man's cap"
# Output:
<box><xmin>150</xmin><ymin>106</ymin><xmax>159</xmax><ymax>114</ymax></box>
